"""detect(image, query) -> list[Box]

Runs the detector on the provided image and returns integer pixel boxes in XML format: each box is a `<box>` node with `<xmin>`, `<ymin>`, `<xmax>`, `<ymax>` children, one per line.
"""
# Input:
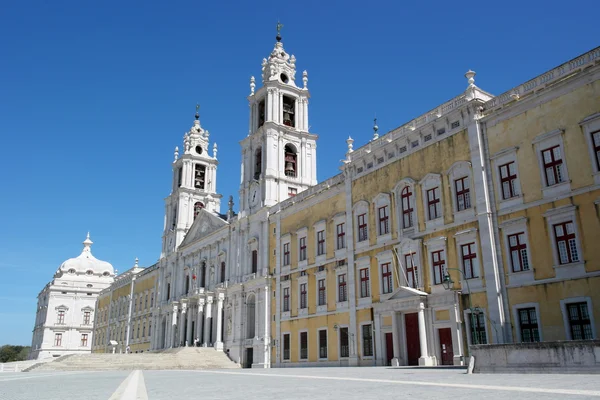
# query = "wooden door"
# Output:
<box><xmin>405</xmin><ymin>313</ymin><xmax>421</xmax><ymax>366</ymax></box>
<box><xmin>385</xmin><ymin>332</ymin><xmax>394</xmax><ymax>366</ymax></box>
<box><xmin>438</xmin><ymin>328</ymin><xmax>454</xmax><ymax>365</ymax></box>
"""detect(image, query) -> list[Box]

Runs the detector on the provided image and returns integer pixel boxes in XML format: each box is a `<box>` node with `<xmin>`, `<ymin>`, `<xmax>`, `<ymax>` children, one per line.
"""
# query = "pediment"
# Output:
<box><xmin>387</xmin><ymin>286</ymin><xmax>428</xmax><ymax>301</ymax></box>
<box><xmin>180</xmin><ymin>210</ymin><xmax>227</xmax><ymax>247</ymax></box>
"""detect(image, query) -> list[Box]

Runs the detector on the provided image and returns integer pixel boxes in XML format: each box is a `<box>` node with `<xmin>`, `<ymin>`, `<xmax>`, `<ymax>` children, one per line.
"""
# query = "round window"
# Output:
<box><xmin>103</xmin><ymin>271</ymin><xmax>110</xmax><ymax>277</ymax></box>
<box><xmin>68</xmin><ymin>269</ymin><xmax>76</xmax><ymax>274</ymax></box>
<box><xmin>280</xmin><ymin>73</ymin><xmax>289</xmax><ymax>83</ymax></box>
<box><xmin>195</xmin><ymin>145</ymin><xmax>203</xmax><ymax>155</ymax></box>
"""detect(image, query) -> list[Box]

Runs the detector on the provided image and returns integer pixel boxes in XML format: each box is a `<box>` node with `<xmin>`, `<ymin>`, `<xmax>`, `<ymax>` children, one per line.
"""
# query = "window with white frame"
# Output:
<box><xmin>358</xmin><ymin>213</ymin><xmax>368</xmax><ymax>242</ymax></box>
<box><xmin>359</xmin><ymin>268</ymin><xmax>370</xmax><ymax>298</ymax></box>
<box><xmin>467</xmin><ymin>311</ymin><xmax>487</xmax><ymax>344</ymax></box>
<box><xmin>447</xmin><ymin>161</ymin><xmax>473</xmax><ymax>217</ymax></box>
<box><xmin>373</xmin><ymin>193</ymin><xmax>391</xmax><ymax>239</ymax></box>
<box><xmin>491</xmin><ymin>147</ymin><xmax>523</xmax><ymax>209</ymax></box>
<box><xmin>338</xmin><ymin>274</ymin><xmax>347</xmax><ymax>302</ymax></box>
<box><xmin>282</xmin><ymin>242</ymin><xmax>290</xmax><ymax>266</ymax></box>
<box><xmin>566</xmin><ymin>302</ymin><xmax>593</xmax><ymax>340</ymax></box>
<box><xmin>282</xmin><ymin>287</ymin><xmax>290</xmax><ymax>312</ymax></box>
<box><xmin>80</xmin><ymin>333</ymin><xmax>88</xmax><ymax>347</ymax></box>
<box><xmin>318</xmin><ymin>278</ymin><xmax>326</xmax><ymax>306</ymax></box>
<box><xmin>508</xmin><ymin>232</ymin><xmax>530</xmax><ymax>272</ymax></box>
<box><xmin>454</xmin><ymin>229</ymin><xmax>481</xmax><ymax>286</ymax></box>
<box><xmin>336</xmin><ymin>223</ymin><xmax>346</xmax><ymax>249</ymax></box>
<box><xmin>354</xmin><ymin>201</ymin><xmax>369</xmax><ymax>245</ymax></box>
<box><xmin>361</xmin><ymin>324</ymin><xmax>374</xmax><ymax>357</ymax></box>
<box><xmin>57</xmin><ymin>309</ymin><xmax>66</xmax><ymax>324</ymax></box>
<box><xmin>533</xmin><ymin>129</ymin><xmax>571</xmax><ymax>197</ymax></box>
<box><xmin>460</xmin><ymin>243</ymin><xmax>478</xmax><ymax>279</ymax></box>
<box><xmin>317</xmin><ymin>230</ymin><xmax>325</xmax><ymax>256</ymax></box>
<box><xmin>580</xmin><ymin>113</ymin><xmax>600</xmax><ymax>184</ymax></box>
<box><xmin>282</xmin><ymin>333</ymin><xmax>291</xmax><ymax>360</ymax></box>
<box><xmin>499</xmin><ymin>162</ymin><xmax>519</xmax><ymax>199</ymax></box>
<box><xmin>83</xmin><ymin>310</ymin><xmax>91</xmax><ymax>325</ymax></box>
<box><xmin>454</xmin><ymin>177</ymin><xmax>471</xmax><ymax>211</ymax></box>
<box><xmin>431</xmin><ymin>250</ymin><xmax>445</xmax><ymax>285</ymax></box>
<box><xmin>299</xmin><ymin>282</ymin><xmax>307</xmax><ymax>309</ymax></box>
<box><xmin>544</xmin><ymin>205</ymin><xmax>583</xmax><ymax>272</ymax></box>
<box><xmin>427</xmin><ymin>187</ymin><xmax>441</xmax><ymax>220</ymax></box>
<box><xmin>298</xmin><ymin>236</ymin><xmax>307</xmax><ymax>262</ymax></box>
<box><xmin>542</xmin><ymin>146</ymin><xmax>565</xmax><ymax>186</ymax></box>
<box><xmin>54</xmin><ymin>333</ymin><xmax>62</xmax><ymax>346</ymax></box>
<box><xmin>381</xmin><ymin>263</ymin><xmax>393</xmax><ymax>294</ymax></box>
<box><xmin>500</xmin><ymin>217</ymin><xmax>534</xmax><ymax>286</ymax></box>
<box><xmin>404</xmin><ymin>253</ymin><xmax>419</xmax><ymax>289</ymax></box>
<box><xmin>400</xmin><ymin>186</ymin><xmax>414</xmax><ymax>229</ymax></box>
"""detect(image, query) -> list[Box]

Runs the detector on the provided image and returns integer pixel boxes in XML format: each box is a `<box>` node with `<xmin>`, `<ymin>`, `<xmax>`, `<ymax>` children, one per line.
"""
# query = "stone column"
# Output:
<box><xmin>214</xmin><ymin>295</ymin><xmax>224</xmax><ymax>350</ymax></box>
<box><xmin>450</xmin><ymin>297</ymin><xmax>464</xmax><ymax>365</ymax></box>
<box><xmin>204</xmin><ymin>297</ymin><xmax>213</xmax><ymax>346</ymax></box>
<box><xmin>418</xmin><ymin>302</ymin><xmax>434</xmax><ymax>366</ymax></box>
<box><xmin>391</xmin><ymin>312</ymin><xmax>401</xmax><ymax>366</ymax></box>
<box><xmin>179</xmin><ymin>303</ymin><xmax>187</xmax><ymax>347</ymax></box>
<box><xmin>186</xmin><ymin>308</ymin><xmax>193</xmax><ymax>346</ymax></box>
<box><xmin>197</xmin><ymin>299</ymin><xmax>205</xmax><ymax>345</ymax></box>
<box><xmin>171</xmin><ymin>305</ymin><xmax>178</xmax><ymax>348</ymax></box>
<box><xmin>373</xmin><ymin>313</ymin><xmax>383</xmax><ymax>366</ymax></box>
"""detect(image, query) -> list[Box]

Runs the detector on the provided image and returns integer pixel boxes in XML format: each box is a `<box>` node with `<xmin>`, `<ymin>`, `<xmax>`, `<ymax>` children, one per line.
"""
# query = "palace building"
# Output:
<box><xmin>91</xmin><ymin>32</ymin><xmax>600</xmax><ymax>368</ymax></box>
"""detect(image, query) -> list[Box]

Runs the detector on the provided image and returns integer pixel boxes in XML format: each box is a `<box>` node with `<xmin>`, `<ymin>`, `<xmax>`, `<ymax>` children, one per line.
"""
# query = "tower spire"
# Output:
<box><xmin>276</xmin><ymin>21</ymin><xmax>283</xmax><ymax>42</ymax></box>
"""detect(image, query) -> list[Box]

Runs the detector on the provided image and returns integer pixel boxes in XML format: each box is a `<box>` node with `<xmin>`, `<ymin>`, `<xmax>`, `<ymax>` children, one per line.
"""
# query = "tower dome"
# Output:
<box><xmin>58</xmin><ymin>233</ymin><xmax>114</xmax><ymax>277</ymax></box>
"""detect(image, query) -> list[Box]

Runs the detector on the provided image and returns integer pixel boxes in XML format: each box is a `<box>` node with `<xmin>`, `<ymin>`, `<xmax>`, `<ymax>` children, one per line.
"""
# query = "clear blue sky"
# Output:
<box><xmin>0</xmin><ymin>0</ymin><xmax>597</xmax><ymax>345</ymax></box>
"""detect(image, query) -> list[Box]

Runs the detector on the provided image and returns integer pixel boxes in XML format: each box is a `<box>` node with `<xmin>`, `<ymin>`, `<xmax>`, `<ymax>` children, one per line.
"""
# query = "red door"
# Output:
<box><xmin>405</xmin><ymin>313</ymin><xmax>421</xmax><ymax>366</ymax></box>
<box><xmin>438</xmin><ymin>328</ymin><xmax>454</xmax><ymax>365</ymax></box>
<box><xmin>385</xmin><ymin>332</ymin><xmax>394</xmax><ymax>366</ymax></box>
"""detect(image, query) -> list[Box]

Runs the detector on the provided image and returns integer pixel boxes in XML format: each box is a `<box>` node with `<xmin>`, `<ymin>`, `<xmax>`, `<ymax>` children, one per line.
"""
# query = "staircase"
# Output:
<box><xmin>28</xmin><ymin>347</ymin><xmax>239</xmax><ymax>372</ymax></box>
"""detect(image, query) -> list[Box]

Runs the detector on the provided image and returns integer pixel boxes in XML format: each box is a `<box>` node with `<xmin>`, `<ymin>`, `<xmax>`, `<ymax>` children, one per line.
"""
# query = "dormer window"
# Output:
<box><xmin>68</xmin><ymin>269</ymin><xmax>76</xmax><ymax>274</ymax></box>
<box><xmin>194</xmin><ymin>202</ymin><xmax>204</xmax><ymax>219</ymax></box>
<box><xmin>282</xmin><ymin>95</ymin><xmax>295</xmax><ymax>127</ymax></box>
<box><xmin>258</xmin><ymin>99</ymin><xmax>266</xmax><ymax>128</ymax></box>
<box><xmin>284</xmin><ymin>144</ymin><xmax>297</xmax><ymax>177</ymax></box>
<box><xmin>254</xmin><ymin>147</ymin><xmax>262</xmax><ymax>180</ymax></box>
<box><xmin>194</xmin><ymin>164</ymin><xmax>206</xmax><ymax>189</ymax></box>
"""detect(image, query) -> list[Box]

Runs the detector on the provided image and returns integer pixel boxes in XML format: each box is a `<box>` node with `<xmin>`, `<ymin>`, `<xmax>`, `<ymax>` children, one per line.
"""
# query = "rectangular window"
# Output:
<box><xmin>251</xmin><ymin>250</ymin><xmax>258</xmax><ymax>274</ymax></box>
<box><xmin>283</xmin><ymin>287</ymin><xmax>290</xmax><ymax>312</ymax></box>
<box><xmin>461</xmin><ymin>243</ymin><xmax>478</xmax><ymax>279</ymax></box>
<box><xmin>80</xmin><ymin>333</ymin><xmax>88</xmax><ymax>347</ymax></box>
<box><xmin>362</xmin><ymin>324</ymin><xmax>373</xmax><ymax>357</ymax></box>
<box><xmin>57</xmin><ymin>310</ymin><xmax>65</xmax><ymax>324</ymax></box>
<box><xmin>427</xmin><ymin>187</ymin><xmax>441</xmax><ymax>220</ymax></box>
<box><xmin>542</xmin><ymin>145</ymin><xmax>565</xmax><ymax>186</ymax></box>
<box><xmin>508</xmin><ymin>233</ymin><xmax>530</xmax><ymax>272</ymax></box>
<box><xmin>471</xmin><ymin>313</ymin><xmax>487</xmax><ymax>344</ymax></box>
<box><xmin>288</xmin><ymin>187</ymin><xmax>297</xmax><ymax>197</ymax></box>
<box><xmin>283</xmin><ymin>243</ymin><xmax>290</xmax><ymax>266</ymax></box>
<box><xmin>319</xmin><ymin>329</ymin><xmax>327</xmax><ymax>359</ymax></box>
<box><xmin>150</xmin><ymin>293</ymin><xmax>154</xmax><ymax>308</ymax></box>
<box><xmin>300</xmin><ymin>283</ymin><xmax>307</xmax><ymax>309</ymax></box>
<box><xmin>317</xmin><ymin>230</ymin><xmax>325</xmax><ymax>256</ymax></box>
<box><xmin>567</xmin><ymin>302</ymin><xmax>593</xmax><ymax>340</ymax></box>
<box><xmin>336</xmin><ymin>223</ymin><xmax>346</xmax><ymax>249</ymax></box>
<box><xmin>432</xmin><ymin>250</ymin><xmax>446</xmax><ymax>285</ymax></box>
<box><xmin>83</xmin><ymin>311</ymin><xmax>91</xmax><ymax>325</ymax></box>
<box><xmin>404</xmin><ymin>253</ymin><xmax>418</xmax><ymax>289</ymax></box>
<box><xmin>357</xmin><ymin>213</ymin><xmax>368</xmax><ymax>242</ymax></box>
<box><xmin>359</xmin><ymin>268</ymin><xmax>370</xmax><ymax>298</ymax></box>
<box><xmin>318</xmin><ymin>279</ymin><xmax>326</xmax><ymax>306</ymax></box>
<box><xmin>554</xmin><ymin>221</ymin><xmax>579</xmax><ymax>264</ymax></box>
<box><xmin>454</xmin><ymin>176</ymin><xmax>471</xmax><ymax>211</ymax></box>
<box><xmin>378</xmin><ymin>206</ymin><xmax>389</xmax><ymax>235</ymax></box>
<box><xmin>340</xmin><ymin>327</ymin><xmax>349</xmax><ymax>358</ymax></box>
<box><xmin>401</xmin><ymin>187</ymin><xmax>413</xmax><ymax>228</ymax></box>
<box><xmin>300</xmin><ymin>332</ymin><xmax>308</xmax><ymax>360</ymax></box>
<box><xmin>283</xmin><ymin>333</ymin><xmax>290</xmax><ymax>360</ymax></box>
<box><xmin>299</xmin><ymin>237</ymin><xmax>307</xmax><ymax>261</ymax></box>
<box><xmin>381</xmin><ymin>262</ymin><xmax>393</xmax><ymax>294</ymax></box>
<box><xmin>593</xmin><ymin>130</ymin><xmax>600</xmax><ymax>171</ymax></box>
<box><xmin>451</xmin><ymin>120</ymin><xmax>460</xmax><ymax>129</ymax></box>
<box><xmin>220</xmin><ymin>262</ymin><xmax>226</xmax><ymax>283</ymax></box>
<box><xmin>338</xmin><ymin>274</ymin><xmax>347</xmax><ymax>302</ymax></box>
<box><xmin>518</xmin><ymin>307</ymin><xmax>540</xmax><ymax>342</ymax></box>
<box><xmin>499</xmin><ymin>162</ymin><xmax>518</xmax><ymax>199</ymax></box>
<box><xmin>54</xmin><ymin>333</ymin><xmax>62</xmax><ymax>347</ymax></box>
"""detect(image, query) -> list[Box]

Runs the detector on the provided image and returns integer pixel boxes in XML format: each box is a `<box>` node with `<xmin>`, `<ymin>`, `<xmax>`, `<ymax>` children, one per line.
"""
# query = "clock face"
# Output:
<box><xmin>249</xmin><ymin>185</ymin><xmax>260</xmax><ymax>207</ymax></box>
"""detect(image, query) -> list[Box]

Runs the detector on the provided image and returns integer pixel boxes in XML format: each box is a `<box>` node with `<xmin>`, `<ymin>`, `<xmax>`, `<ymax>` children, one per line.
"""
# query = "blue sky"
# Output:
<box><xmin>0</xmin><ymin>0</ymin><xmax>597</xmax><ymax>345</ymax></box>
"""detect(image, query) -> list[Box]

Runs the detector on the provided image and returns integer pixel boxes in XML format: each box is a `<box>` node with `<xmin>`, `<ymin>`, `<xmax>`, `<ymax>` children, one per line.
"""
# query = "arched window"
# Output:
<box><xmin>254</xmin><ymin>147</ymin><xmax>262</xmax><ymax>180</ymax></box>
<box><xmin>401</xmin><ymin>186</ymin><xmax>414</xmax><ymax>229</ymax></box>
<box><xmin>246</xmin><ymin>295</ymin><xmax>256</xmax><ymax>339</ymax></box>
<box><xmin>185</xmin><ymin>275</ymin><xmax>190</xmax><ymax>294</ymax></box>
<box><xmin>220</xmin><ymin>262</ymin><xmax>226</xmax><ymax>284</ymax></box>
<box><xmin>284</xmin><ymin>144</ymin><xmax>297</xmax><ymax>177</ymax></box>
<box><xmin>194</xmin><ymin>202</ymin><xmax>204</xmax><ymax>219</ymax></box>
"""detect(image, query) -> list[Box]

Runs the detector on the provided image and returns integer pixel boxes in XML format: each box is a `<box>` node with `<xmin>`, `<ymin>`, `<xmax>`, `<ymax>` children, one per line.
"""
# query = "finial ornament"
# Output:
<box><xmin>302</xmin><ymin>70</ymin><xmax>308</xmax><ymax>89</ymax></box>
<box><xmin>372</xmin><ymin>117</ymin><xmax>379</xmax><ymax>141</ymax></box>
<box><xmin>195</xmin><ymin>104</ymin><xmax>200</xmax><ymax>120</ymax></box>
<box><xmin>174</xmin><ymin>146</ymin><xmax>179</xmax><ymax>161</ymax></box>
<box><xmin>465</xmin><ymin>70</ymin><xmax>476</xmax><ymax>88</ymax></box>
<box><xmin>276</xmin><ymin>21</ymin><xmax>283</xmax><ymax>42</ymax></box>
<box><xmin>250</xmin><ymin>76</ymin><xmax>255</xmax><ymax>95</ymax></box>
<box><xmin>134</xmin><ymin>257</ymin><xmax>139</xmax><ymax>267</ymax></box>
<box><xmin>213</xmin><ymin>142</ymin><xmax>218</xmax><ymax>158</ymax></box>
<box><xmin>346</xmin><ymin>136</ymin><xmax>354</xmax><ymax>153</ymax></box>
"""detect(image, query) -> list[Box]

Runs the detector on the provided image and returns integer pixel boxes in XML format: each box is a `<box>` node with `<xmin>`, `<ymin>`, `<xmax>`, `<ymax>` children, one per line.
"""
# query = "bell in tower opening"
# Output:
<box><xmin>284</xmin><ymin>144</ymin><xmax>297</xmax><ymax>177</ymax></box>
<box><xmin>282</xmin><ymin>95</ymin><xmax>295</xmax><ymax>127</ymax></box>
<box><xmin>194</xmin><ymin>164</ymin><xmax>206</xmax><ymax>189</ymax></box>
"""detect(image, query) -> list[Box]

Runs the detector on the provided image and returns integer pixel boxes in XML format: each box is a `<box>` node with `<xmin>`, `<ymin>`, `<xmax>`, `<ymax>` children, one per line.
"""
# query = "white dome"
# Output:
<box><xmin>59</xmin><ymin>234</ymin><xmax>114</xmax><ymax>276</ymax></box>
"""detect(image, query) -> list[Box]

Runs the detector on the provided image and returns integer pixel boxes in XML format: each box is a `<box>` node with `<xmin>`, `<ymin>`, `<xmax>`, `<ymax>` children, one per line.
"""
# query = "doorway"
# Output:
<box><xmin>405</xmin><ymin>313</ymin><xmax>421</xmax><ymax>366</ymax></box>
<box><xmin>438</xmin><ymin>328</ymin><xmax>454</xmax><ymax>365</ymax></box>
<box><xmin>385</xmin><ymin>332</ymin><xmax>394</xmax><ymax>366</ymax></box>
<box><xmin>244</xmin><ymin>348</ymin><xmax>254</xmax><ymax>368</ymax></box>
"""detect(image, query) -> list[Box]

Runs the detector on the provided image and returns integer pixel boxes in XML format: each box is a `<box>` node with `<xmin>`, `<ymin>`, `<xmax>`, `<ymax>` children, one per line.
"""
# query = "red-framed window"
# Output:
<box><xmin>381</xmin><ymin>262</ymin><xmax>393</xmax><ymax>294</ymax></box>
<box><xmin>288</xmin><ymin>187</ymin><xmax>297</xmax><ymax>197</ymax></box>
<box><xmin>83</xmin><ymin>311</ymin><xmax>91</xmax><ymax>325</ymax></box>
<box><xmin>499</xmin><ymin>162</ymin><xmax>518</xmax><ymax>199</ymax></box>
<box><xmin>427</xmin><ymin>187</ymin><xmax>441</xmax><ymax>220</ymax></box>
<box><xmin>220</xmin><ymin>261</ymin><xmax>226</xmax><ymax>283</ymax></box>
<box><xmin>283</xmin><ymin>333</ymin><xmax>290</xmax><ymax>360</ymax></box>
<box><xmin>318</xmin><ymin>279</ymin><xmax>326</xmax><ymax>306</ymax></box>
<box><xmin>80</xmin><ymin>333</ymin><xmax>88</xmax><ymax>347</ymax></box>
<box><xmin>362</xmin><ymin>324</ymin><xmax>373</xmax><ymax>357</ymax></box>
<box><xmin>378</xmin><ymin>205</ymin><xmax>389</xmax><ymax>235</ymax></box>
<box><xmin>57</xmin><ymin>310</ymin><xmax>65</xmax><ymax>324</ymax></box>
<box><xmin>401</xmin><ymin>186</ymin><xmax>413</xmax><ymax>228</ymax></box>
<box><xmin>317</xmin><ymin>230</ymin><xmax>325</xmax><ymax>256</ymax></box>
<box><xmin>567</xmin><ymin>302</ymin><xmax>593</xmax><ymax>340</ymax></box>
<box><xmin>300</xmin><ymin>283</ymin><xmax>307</xmax><ymax>309</ymax></box>
<box><xmin>508</xmin><ymin>232</ymin><xmax>529</xmax><ymax>272</ymax></box>
<box><xmin>338</xmin><ymin>274</ymin><xmax>347</xmax><ymax>302</ymax></box>
<box><xmin>251</xmin><ymin>250</ymin><xmax>258</xmax><ymax>274</ymax></box>
<box><xmin>359</xmin><ymin>268</ymin><xmax>370</xmax><ymax>298</ymax></box>
<box><xmin>454</xmin><ymin>176</ymin><xmax>471</xmax><ymax>211</ymax></box>
<box><xmin>404</xmin><ymin>253</ymin><xmax>418</xmax><ymax>289</ymax></box>
<box><xmin>593</xmin><ymin>130</ymin><xmax>600</xmax><ymax>170</ymax></box>
<box><xmin>470</xmin><ymin>313</ymin><xmax>487</xmax><ymax>344</ymax></box>
<box><xmin>432</xmin><ymin>250</ymin><xmax>445</xmax><ymax>285</ymax></box>
<box><xmin>300</xmin><ymin>331</ymin><xmax>308</xmax><ymax>360</ymax></box>
<box><xmin>554</xmin><ymin>221</ymin><xmax>579</xmax><ymax>264</ymax></box>
<box><xmin>283</xmin><ymin>287</ymin><xmax>290</xmax><ymax>312</ymax></box>
<box><xmin>357</xmin><ymin>213</ymin><xmax>368</xmax><ymax>242</ymax></box>
<box><xmin>542</xmin><ymin>145</ymin><xmax>565</xmax><ymax>186</ymax></box>
<box><xmin>54</xmin><ymin>333</ymin><xmax>62</xmax><ymax>347</ymax></box>
<box><xmin>461</xmin><ymin>243</ymin><xmax>478</xmax><ymax>279</ymax></box>
<box><xmin>299</xmin><ymin>237</ymin><xmax>307</xmax><ymax>261</ymax></box>
<box><xmin>336</xmin><ymin>223</ymin><xmax>346</xmax><ymax>249</ymax></box>
<box><xmin>518</xmin><ymin>307</ymin><xmax>540</xmax><ymax>342</ymax></box>
<box><xmin>283</xmin><ymin>243</ymin><xmax>290</xmax><ymax>266</ymax></box>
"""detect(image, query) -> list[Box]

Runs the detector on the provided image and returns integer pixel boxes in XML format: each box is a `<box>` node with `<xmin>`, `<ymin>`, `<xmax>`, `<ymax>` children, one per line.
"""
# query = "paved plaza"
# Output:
<box><xmin>1</xmin><ymin>367</ymin><xmax>600</xmax><ymax>399</ymax></box>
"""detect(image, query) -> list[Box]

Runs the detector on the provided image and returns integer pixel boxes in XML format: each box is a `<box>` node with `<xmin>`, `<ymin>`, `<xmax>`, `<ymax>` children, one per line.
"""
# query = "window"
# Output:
<box><xmin>251</xmin><ymin>250</ymin><xmax>258</xmax><ymax>274</ymax></box>
<box><xmin>254</xmin><ymin>147</ymin><xmax>262</xmax><ymax>180</ymax></box>
<box><xmin>80</xmin><ymin>334</ymin><xmax>88</xmax><ymax>347</ymax></box>
<box><xmin>508</xmin><ymin>233</ymin><xmax>530</xmax><ymax>272</ymax></box>
<box><xmin>317</xmin><ymin>230</ymin><xmax>325</xmax><ymax>256</ymax></box>
<box><xmin>318</xmin><ymin>279</ymin><xmax>326</xmax><ymax>306</ymax></box>
<box><xmin>427</xmin><ymin>187</ymin><xmax>441</xmax><ymax>220</ymax></box>
<box><xmin>258</xmin><ymin>99</ymin><xmax>265</xmax><ymax>128</ymax></box>
<box><xmin>282</xmin><ymin>96</ymin><xmax>295</xmax><ymax>127</ymax></box>
<box><xmin>432</xmin><ymin>250</ymin><xmax>445</xmax><ymax>285</ymax></box>
<box><xmin>166</xmin><ymin>283</ymin><xmax>171</xmax><ymax>301</ymax></box>
<box><xmin>362</xmin><ymin>324</ymin><xmax>373</xmax><ymax>357</ymax></box>
<box><xmin>299</xmin><ymin>237</ymin><xmax>307</xmax><ymax>262</ymax></box>
<box><xmin>567</xmin><ymin>302</ymin><xmax>593</xmax><ymax>340</ymax></box>
<box><xmin>83</xmin><ymin>311</ymin><xmax>91</xmax><ymax>325</ymax></box>
<box><xmin>149</xmin><ymin>321</ymin><xmax>151</xmax><ymax>336</ymax></box>
<box><xmin>437</xmin><ymin>127</ymin><xmax>446</xmax><ymax>135</ymax></box>
<box><xmin>499</xmin><ymin>162</ymin><xmax>518</xmax><ymax>199</ymax></box>
<box><xmin>319</xmin><ymin>329</ymin><xmax>327</xmax><ymax>359</ymax></box>
<box><xmin>454</xmin><ymin>177</ymin><xmax>471</xmax><ymax>211</ymax></box>
<box><xmin>359</xmin><ymin>268</ymin><xmax>370</xmax><ymax>298</ymax></box>
<box><xmin>142</xmin><ymin>323</ymin><xmax>146</xmax><ymax>337</ymax></box>
<box><xmin>340</xmin><ymin>327</ymin><xmax>349</xmax><ymax>358</ymax></box>
<box><xmin>194</xmin><ymin>202</ymin><xmax>204</xmax><ymax>219</ymax></box>
<box><xmin>283</xmin><ymin>287</ymin><xmax>290</xmax><ymax>312</ymax></box>
<box><xmin>401</xmin><ymin>186</ymin><xmax>413</xmax><ymax>228</ymax></box>
<box><xmin>283</xmin><ymin>333</ymin><xmax>290</xmax><ymax>360</ymax></box>
<box><xmin>54</xmin><ymin>333</ymin><xmax>62</xmax><ymax>347</ymax></box>
<box><xmin>518</xmin><ymin>308</ymin><xmax>540</xmax><ymax>342</ymax></box>
<box><xmin>470</xmin><ymin>312</ymin><xmax>487</xmax><ymax>344</ymax></box>
<box><xmin>542</xmin><ymin>146</ymin><xmax>565</xmax><ymax>186</ymax></box>
<box><xmin>357</xmin><ymin>213</ymin><xmax>368</xmax><ymax>242</ymax></box>
<box><xmin>300</xmin><ymin>332</ymin><xmax>308</xmax><ymax>360</ymax></box>
<box><xmin>300</xmin><ymin>283</ymin><xmax>307</xmax><ymax>309</ymax></box>
<box><xmin>144</xmin><ymin>294</ymin><xmax>148</xmax><ymax>309</ymax></box>
<box><xmin>288</xmin><ymin>187</ymin><xmax>297</xmax><ymax>197</ymax></box>
<box><xmin>451</xmin><ymin>120</ymin><xmax>460</xmax><ymax>129</ymax></box>
<box><xmin>404</xmin><ymin>253</ymin><xmax>418</xmax><ymax>289</ymax></box>
<box><xmin>554</xmin><ymin>221</ymin><xmax>579</xmax><ymax>264</ymax></box>
<box><xmin>336</xmin><ymin>223</ymin><xmax>346</xmax><ymax>249</ymax></box>
<box><xmin>57</xmin><ymin>310</ymin><xmax>65</xmax><ymax>324</ymax></box>
<box><xmin>338</xmin><ymin>274</ymin><xmax>347</xmax><ymax>302</ymax></box>
<box><xmin>283</xmin><ymin>243</ymin><xmax>290</xmax><ymax>266</ymax></box>
<box><xmin>381</xmin><ymin>263</ymin><xmax>393</xmax><ymax>294</ymax></box>
<box><xmin>284</xmin><ymin>145</ymin><xmax>297</xmax><ymax>177</ymax></box>
<box><xmin>150</xmin><ymin>293</ymin><xmax>154</xmax><ymax>308</ymax></box>
<box><xmin>194</xmin><ymin>164</ymin><xmax>206</xmax><ymax>189</ymax></box>
<box><xmin>378</xmin><ymin>206</ymin><xmax>389</xmax><ymax>235</ymax></box>
<box><xmin>461</xmin><ymin>243</ymin><xmax>478</xmax><ymax>279</ymax></box>
<box><xmin>220</xmin><ymin>262</ymin><xmax>226</xmax><ymax>283</ymax></box>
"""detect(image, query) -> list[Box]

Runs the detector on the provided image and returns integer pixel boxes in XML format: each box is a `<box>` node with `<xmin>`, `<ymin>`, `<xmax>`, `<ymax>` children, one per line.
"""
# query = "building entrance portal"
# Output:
<box><xmin>405</xmin><ymin>312</ymin><xmax>420</xmax><ymax>366</ymax></box>
<box><xmin>244</xmin><ymin>348</ymin><xmax>254</xmax><ymax>368</ymax></box>
<box><xmin>438</xmin><ymin>328</ymin><xmax>454</xmax><ymax>365</ymax></box>
<box><xmin>385</xmin><ymin>332</ymin><xmax>394</xmax><ymax>366</ymax></box>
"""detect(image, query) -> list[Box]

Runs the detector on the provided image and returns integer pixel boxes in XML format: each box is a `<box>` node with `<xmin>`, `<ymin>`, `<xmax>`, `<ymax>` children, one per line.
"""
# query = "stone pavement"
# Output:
<box><xmin>1</xmin><ymin>367</ymin><xmax>600</xmax><ymax>399</ymax></box>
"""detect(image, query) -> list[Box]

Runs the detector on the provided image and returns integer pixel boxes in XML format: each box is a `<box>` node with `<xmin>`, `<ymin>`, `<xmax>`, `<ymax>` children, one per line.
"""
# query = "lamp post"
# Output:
<box><xmin>442</xmin><ymin>268</ymin><xmax>480</xmax><ymax>345</ymax></box>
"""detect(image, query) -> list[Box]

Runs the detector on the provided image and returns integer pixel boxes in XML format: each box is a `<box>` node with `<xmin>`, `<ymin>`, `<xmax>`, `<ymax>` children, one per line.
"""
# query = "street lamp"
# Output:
<box><xmin>442</xmin><ymin>268</ymin><xmax>480</xmax><ymax>345</ymax></box>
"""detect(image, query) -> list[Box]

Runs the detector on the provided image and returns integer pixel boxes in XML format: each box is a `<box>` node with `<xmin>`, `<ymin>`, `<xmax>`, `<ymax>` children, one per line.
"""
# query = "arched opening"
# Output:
<box><xmin>254</xmin><ymin>147</ymin><xmax>262</xmax><ymax>180</ymax></box>
<box><xmin>200</xmin><ymin>262</ymin><xmax>206</xmax><ymax>288</ymax></box>
<box><xmin>185</xmin><ymin>275</ymin><xmax>190</xmax><ymax>294</ymax></box>
<box><xmin>258</xmin><ymin>99</ymin><xmax>265</xmax><ymax>128</ymax></box>
<box><xmin>282</xmin><ymin>95</ymin><xmax>295</xmax><ymax>127</ymax></box>
<box><xmin>194</xmin><ymin>202</ymin><xmax>204</xmax><ymax>219</ymax></box>
<box><xmin>246</xmin><ymin>295</ymin><xmax>256</xmax><ymax>339</ymax></box>
<box><xmin>220</xmin><ymin>261</ymin><xmax>226</xmax><ymax>284</ymax></box>
<box><xmin>284</xmin><ymin>144</ymin><xmax>297</xmax><ymax>177</ymax></box>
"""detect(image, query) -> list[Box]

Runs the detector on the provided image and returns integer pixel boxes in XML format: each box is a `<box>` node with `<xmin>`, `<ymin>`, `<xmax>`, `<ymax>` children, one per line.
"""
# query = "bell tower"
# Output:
<box><xmin>162</xmin><ymin>106</ymin><xmax>222</xmax><ymax>257</ymax></box>
<box><xmin>239</xmin><ymin>24</ymin><xmax>318</xmax><ymax>215</ymax></box>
